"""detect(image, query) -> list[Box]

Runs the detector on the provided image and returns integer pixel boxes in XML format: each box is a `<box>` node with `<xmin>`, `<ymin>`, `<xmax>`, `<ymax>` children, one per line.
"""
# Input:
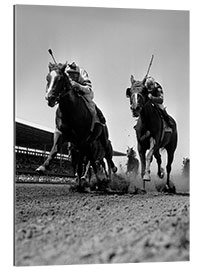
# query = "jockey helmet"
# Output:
<box><xmin>145</xmin><ymin>76</ymin><xmax>155</xmax><ymax>90</ymax></box>
<box><xmin>66</xmin><ymin>62</ymin><xmax>81</xmax><ymax>82</ymax></box>
<box><xmin>66</xmin><ymin>62</ymin><xmax>80</xmax><ymax>74</ymax></box>
<box><xmin>66</xmin><ymin>62</ymin><xmax>91</xmax><ymax>85</ymax></box>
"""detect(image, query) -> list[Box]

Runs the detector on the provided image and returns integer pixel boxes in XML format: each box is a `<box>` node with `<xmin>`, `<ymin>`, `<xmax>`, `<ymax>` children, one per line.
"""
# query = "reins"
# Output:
<box><xmin>53</xmin><ymin>71</ymin><xmax>72</xmax><ymax>105</ymax></box>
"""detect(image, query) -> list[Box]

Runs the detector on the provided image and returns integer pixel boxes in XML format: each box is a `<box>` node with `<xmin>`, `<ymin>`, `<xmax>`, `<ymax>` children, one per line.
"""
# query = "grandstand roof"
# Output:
<box><xmin>15</xmin><ymin>119</ymin><xmax>126</xmax><ymax>156</ymax></box>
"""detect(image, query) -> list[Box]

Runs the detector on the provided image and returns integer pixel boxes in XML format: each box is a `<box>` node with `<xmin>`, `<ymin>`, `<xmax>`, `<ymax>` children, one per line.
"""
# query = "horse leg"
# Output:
<box><xmin>138</xmin><ymin>146</ymin><xmax>146</xmax><ymax>179</ymax></box>
<box><xmin>90</xmin><ymin>159</ymin><xmax>109</xmax><ymax>191</ymax></box>
<box><xmin>165</xmin><ymin>147</ymin><xmax>176</xmax><ymax>193</ymax></box>
<box><xmin>138</xmin><ymin>146</ymin><xmax>147</xmax><ymax>190</ymax></box>
<box><xmin>105</xmin><ymin>142</ymin><xmax>117</xmax><ymax>175</ymax></box>
<box><xmin>36</xmin><ymin>130</ymin><xmax>64</xmax><ymax>173</ymax></box>
<box><xmin>101</xmin><ymin>126</ymin><xmax>117</xmax><ymax>173</ymax></box>
<box><xmin>143</xmin><ymin>138</ymin><xmax>156</xmax><ymax>182</ymax></box>
<box><xmin>101</xmin><ymin>159</ymin><xmax>108</xmax><ymax>178</ymax></box>
<box><xmin>88</xmin><ymin>124</ymin><xmax>117</xmax><ymax>174</ymax></box>
<box><xmin>80</xmin><ymin>160</ymin><xmax>91</xmax><ymax>189</ymax></box>
<box><xmin>154</xmin><ymin>150</ymin><xmax>164</xmax><ymax>178</ymax></box>
<box><xmin>71</xmin><ymin>147</ymin><xmax>80</xmax><ymax>178</ymax></box>
<box><xmin>110</xmin><ymin>159</ymin><xmax>117</xmax><ymax>173</ymax></box>
<box><xmin>105</xmin><ymin>158</ymin><xmax>112</xmax><ymax>182</ymax></box>
<box><xmin>83</xmin><ymin>143</ymin><xmax>102</xmax><ymax>189</ymax></box>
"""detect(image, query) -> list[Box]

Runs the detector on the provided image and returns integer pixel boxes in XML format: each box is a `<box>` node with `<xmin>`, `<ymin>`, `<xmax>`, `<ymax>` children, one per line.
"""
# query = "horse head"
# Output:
<box><xmin>45</xmin><ymin>62</ymin><xmax>71</xmax><ymax>107</ymax></box>
<box><xmin>126</xmin><ymin>75</ymin><xmax>148</xmax><ymax>117</ymax></box>
<box><xmin>127</xmin><ymin>147</ymin><xmax>136</xmax><ymax>159</ymax></box>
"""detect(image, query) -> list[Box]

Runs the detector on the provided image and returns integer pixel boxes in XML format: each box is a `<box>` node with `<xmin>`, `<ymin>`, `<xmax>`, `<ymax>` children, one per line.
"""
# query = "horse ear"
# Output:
<box><xmin>48</xmin><ymin>62</ymin><xmax>53</xmax><ymax>71</ymax></box>
<box><xmin>61</xmin><ymin>62</ymin><xmax>67</xmax><ymax>73</ymax></box>
<box><xmin>130</xmin><ymin>75</ymin><xmax>135</xmax><ymax>84</ymax></box>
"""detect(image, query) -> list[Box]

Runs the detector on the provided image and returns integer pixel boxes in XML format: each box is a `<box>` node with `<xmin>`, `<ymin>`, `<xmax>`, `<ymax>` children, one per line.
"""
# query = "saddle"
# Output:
<box><xmin>135</xmin><ymin>104</ymin><xmax>173</xmax><ymax>143</ymax></box>
<box><xmin>78</xmin><ymin>94</ymin><xmax>105</xmax><ymax>132</ymax></box>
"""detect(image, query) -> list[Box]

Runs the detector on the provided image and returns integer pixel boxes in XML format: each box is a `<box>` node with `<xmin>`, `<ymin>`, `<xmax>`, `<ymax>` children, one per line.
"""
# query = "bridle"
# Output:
<box><xmin>130</xmin><ymin>90</ymin><xmax>145</xmax><ymax>113</ymax></box>
<box><xmin>54</xmin><ymin>73</ymin><xmax>71</xmax><ymax>104</ymax></box>
<box><xmin>46</xmin><ymin>66</ymin><xmax>72</xmax><ymax>106</ymax></box>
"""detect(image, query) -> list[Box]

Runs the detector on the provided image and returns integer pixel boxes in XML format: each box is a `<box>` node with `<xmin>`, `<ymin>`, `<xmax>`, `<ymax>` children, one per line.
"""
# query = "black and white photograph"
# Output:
<box><xmin>12</xmin><ymin>1</ymin><xmax>193</xmax><ymax>267</ymax></box>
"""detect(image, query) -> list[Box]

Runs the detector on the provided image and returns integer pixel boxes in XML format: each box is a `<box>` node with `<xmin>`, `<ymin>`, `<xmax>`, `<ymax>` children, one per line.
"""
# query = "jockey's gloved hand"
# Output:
<box><xmin>69</xmin><ymin>79</ymin><xmax>80</xmax><ymax>91</ymax></box>
<box><xmin>71</xmin><ymin>80</ymin><xmax>77</xmax><ymax>88</ymax></box>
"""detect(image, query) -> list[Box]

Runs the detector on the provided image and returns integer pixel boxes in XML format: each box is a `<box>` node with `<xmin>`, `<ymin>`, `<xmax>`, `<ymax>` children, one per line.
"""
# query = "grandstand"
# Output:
<box><xmin>15</xmin><ymin>119</ymin><xmax>126</xmax><ymax>183</ymax></box>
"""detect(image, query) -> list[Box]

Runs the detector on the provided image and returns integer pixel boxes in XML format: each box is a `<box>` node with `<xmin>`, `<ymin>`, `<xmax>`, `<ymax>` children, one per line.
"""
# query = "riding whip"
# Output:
<box><xmin>146</xmin><ymin>54</ymin><xmax>154</xmax><ymax>77</ymax></box>
<box><xmin>48</xmin><ymin>49</ymin><xmax>57</xmax><ymax>64</ymax></box>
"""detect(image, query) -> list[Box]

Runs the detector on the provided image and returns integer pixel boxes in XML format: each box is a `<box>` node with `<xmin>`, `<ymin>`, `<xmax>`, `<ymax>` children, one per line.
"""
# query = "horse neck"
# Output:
<box><xmin>58</xmin><ymin>90</ymin><xmax>74</xmax><ymax>114</ymax></box>
<box><xmin>59</xmin><ymin>90</ymin><xmax>91</xmax><ymax>129</ymax></box>
<box><xmin>141</xmin><ymin>101</ymin><xmax>162</xmax><ymax>136</ymax></box>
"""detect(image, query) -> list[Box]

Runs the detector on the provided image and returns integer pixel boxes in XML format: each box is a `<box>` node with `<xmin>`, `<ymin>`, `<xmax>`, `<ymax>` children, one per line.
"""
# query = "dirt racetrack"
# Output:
<box><xmin>15</xmin><ymin>180</ymin><xmax>189</xmax><ymax>266</ymax></box>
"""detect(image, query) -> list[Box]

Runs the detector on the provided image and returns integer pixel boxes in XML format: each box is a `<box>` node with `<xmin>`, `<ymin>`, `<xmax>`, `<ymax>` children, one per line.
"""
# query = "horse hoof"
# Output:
<box><xmin>168</xmin><ymin>184</ymin><xmax>176</xmax><ymax>194</ymax></box>
<box><xmin>112</xmin><ymin>166</ymin><xmax>118</xmax><ymax>173</ymax></box>
<box><xmin>90</xmin><ymin>184</ymin><xmax>97</xmax><ymax>191</ymax></box>
<box><xmin>162</xmin><ymin>184</ymin><xmax>176</xmax><ymax>194</ymax></box>
<box><xmin>143</xmin><ymin>175</ymin><xmax>151</xmax><ymax>182</ymax></box>
<box><xmin>36</xmin><ymin>166</ymin><xmax>46</xmax><ymax>174</ymax></box>
<box><xmin>155</xmin><ymin>182</ymin><xmax>165</xmax><ymax>192</ymax></box>
<box><xmin>80</xmin><ymin>177</ymin><xmax>89</xmax><ymax>188</ymax></box>
<box><xmin>157</xmin><ymin>170</ymin><xmax>164</xmax><ymax>179</ymax></box>
<box><xmin>77</xmin><ymin>186</ymin><xmax>85</xmax><ymax>193</ymax></box>
<box><xmin>97</xmin><ymin>180</ymin><xmax>109</xmax><ymax>192</ymax></box>
<box><xmin>77</xmin><ymin>184</ymin><xmax>90</xmax><ymax>193</ymax></box>
<box><xmin>140</xmin><ymin>188</ymin><xmax>147</xmax><ymax>194</ymax></box>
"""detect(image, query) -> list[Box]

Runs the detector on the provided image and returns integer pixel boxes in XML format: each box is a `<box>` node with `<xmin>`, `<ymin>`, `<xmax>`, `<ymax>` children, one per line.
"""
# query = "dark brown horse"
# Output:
<box><xmin>126</xmin><ymin>147</ymin><xmax>139</xmax><ymax>176</ymax></box>
<box><xmin>126</xmin><ymin>75</ymin><xmax>178</xmax><ymax>192</ymax></box>
<box><xmin>36</xmin><ymin>62</ymin><xmax>117</xmax><ymax>190</ymax></box>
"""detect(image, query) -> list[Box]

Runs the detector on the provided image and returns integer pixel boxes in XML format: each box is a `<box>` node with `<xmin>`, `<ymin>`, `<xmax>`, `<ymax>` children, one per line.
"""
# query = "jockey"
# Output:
<box><xmin>144</xmin><ymin>76</ymin><xmax>173</xmax><ymax>128</ymax></box>
<box><xmin>65</xmin><ymin>62</ymin><xmax>106</xmax><ymax>130</ymax></box>
<box><xmin>65</xmin><ymin>62</ymin><xmax>110</xmax><ymax>150</ymax></box>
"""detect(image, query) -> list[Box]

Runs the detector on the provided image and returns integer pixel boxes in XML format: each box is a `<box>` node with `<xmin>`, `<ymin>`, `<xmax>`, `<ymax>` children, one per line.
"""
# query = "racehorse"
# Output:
<box><xmin>182</xmin><ymin>157</ymin><xmax>190</xmax><ymax>179</ymax></box>
<box><xmin>126</xmin><ymin>75</ymin><xmax>178</xmax><ymax>192</ymax></box>
<box><xmin>36</xmin><ymin>62</ymin><xmax>117</xmax><ymax>190</ymax></box>
<box><xmin>126</xmin><ymin>147</ymin><xmax>139</xmax><ymax>176</ymax></box>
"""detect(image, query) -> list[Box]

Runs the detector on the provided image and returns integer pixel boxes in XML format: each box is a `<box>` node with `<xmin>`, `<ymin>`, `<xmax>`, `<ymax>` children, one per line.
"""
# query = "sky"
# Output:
<box><xmin>15</xmin><ymin>4</ymin><xmax>189</xmax><ymax>172</ymax></box>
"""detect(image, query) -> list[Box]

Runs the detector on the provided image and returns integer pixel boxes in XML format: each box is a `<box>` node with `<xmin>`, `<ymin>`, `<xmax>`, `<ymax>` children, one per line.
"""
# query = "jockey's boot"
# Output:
<box><xmin>161</xmin><ymin>109</ymin><xmax>173</xmax><ymax>128</ymax></box>
<box><xmin>95</xmin><ymin>106</ymin><xmax>106</xmax><ymax>125</ymax></box>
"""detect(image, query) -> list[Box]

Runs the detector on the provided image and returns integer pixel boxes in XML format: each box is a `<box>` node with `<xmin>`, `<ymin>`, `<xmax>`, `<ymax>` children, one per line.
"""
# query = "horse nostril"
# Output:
<box><xmin>45</xmin><ymin>92</ymin><xmax>51</xmax><ymax>100</ymax></box>
<box><xmin>131</xmin><ymin>106</ymin><xmax>137</xmax><ymax>112</ymax></box>
<box><xmin>46</xmin><ymin>94</ymin><xmax>55</xmax><ymax>102</ymax></box>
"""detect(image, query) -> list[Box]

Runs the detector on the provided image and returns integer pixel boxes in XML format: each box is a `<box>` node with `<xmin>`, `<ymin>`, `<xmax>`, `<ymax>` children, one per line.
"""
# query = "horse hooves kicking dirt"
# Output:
<box><xmin>156</xmin><ymin>182</ymin><xmax>176</xmax><ymax>194</ymax></box>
